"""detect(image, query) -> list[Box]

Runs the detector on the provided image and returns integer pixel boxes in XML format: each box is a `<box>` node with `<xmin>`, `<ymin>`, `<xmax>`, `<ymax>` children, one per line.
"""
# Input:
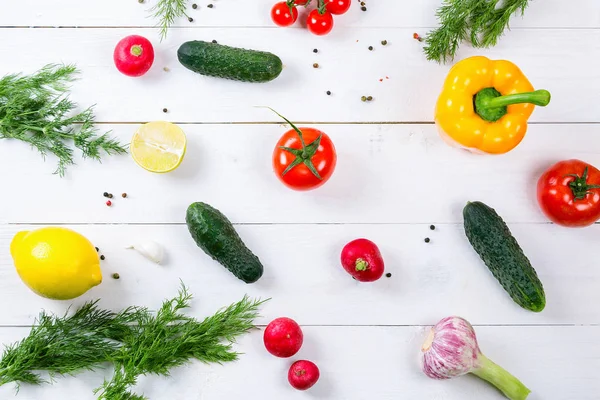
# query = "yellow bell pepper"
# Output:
<box><xmin>435</xmin><ymin>56</ymin><xmax>551</xmax><ymax>154</ymax></box>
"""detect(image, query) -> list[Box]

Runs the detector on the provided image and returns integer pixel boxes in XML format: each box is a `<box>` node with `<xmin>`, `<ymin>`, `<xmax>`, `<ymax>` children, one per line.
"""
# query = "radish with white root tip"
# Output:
<box><xmin>420</xmin><ymin>316</ymin><xmax>531</xmax><ymax>400</ymax></box>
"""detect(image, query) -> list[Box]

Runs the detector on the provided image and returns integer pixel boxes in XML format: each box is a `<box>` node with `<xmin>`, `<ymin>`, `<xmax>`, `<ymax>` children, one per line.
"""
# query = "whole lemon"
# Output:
<box><xmin>10</xmin><ymin>227</ymin><xmax>103</xmax><ymax>300</ymax></box>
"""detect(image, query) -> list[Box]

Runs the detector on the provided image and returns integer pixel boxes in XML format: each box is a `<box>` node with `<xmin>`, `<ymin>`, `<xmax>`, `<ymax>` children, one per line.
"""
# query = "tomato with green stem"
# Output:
<box><xmin>537</xmin><ymin>159</ymin><xmax>600</xmax><ymax>227</ymax></box>
<box><xmin>271</xmin><ymin>110</ymin><xmax>337</xmax><ymax>191</ymax></box>
<box><xmin>271</xmin><ymin>1</ymin><xmax>298</xmax><ymax>27</ymax></box>
<box><xmin>325</xmin><ymin>0</ymin><xmax>351</xmax><ymax>15</ymax></box>
<box><xmin>307</xmin><ymin>4</ymin><xmax>334</xmax><ymax>36</ymax></box>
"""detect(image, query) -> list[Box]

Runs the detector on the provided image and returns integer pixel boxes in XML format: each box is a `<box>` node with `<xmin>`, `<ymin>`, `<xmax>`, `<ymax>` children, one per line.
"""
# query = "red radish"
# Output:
<box><xmin>113</xmin><ymin>35</ymin><xmax>154</xmax><ymax>77</ymax></box>
<box><xmin>288</xmin><ymin>360</ymin><xmax>320</xmax><ymax>390</ymax></box>
<box><xmin>263</xmin><ymin>317</ymin><xmax>303</xmax><ymax>358</ymax></box>
<box><xmin>340</xmin><ymin>238</ymin><xmax>385</xmax><ymax>282</ymax></box>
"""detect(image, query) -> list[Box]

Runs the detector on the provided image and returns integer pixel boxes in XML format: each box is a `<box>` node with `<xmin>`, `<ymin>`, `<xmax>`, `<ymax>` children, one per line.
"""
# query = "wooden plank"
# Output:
<box><xmin>1</xmin><ymin>124</ymin><xmax>599</xmax><ymax>224</ymax></box>
<box><xmin>0</xmin><ymin>28</ymin><xmax>598</xmax><ymax>123</ymax></box>
<box><xmin>2</xmin><ymin>0</ymin><xmax>598</xmax><ymax>28</ymax></box>
<box><xmin>1</xmin><ymin>223</ymin><xmax>598</xmax><ymax>326</ymax></box>
<box><xmin>0</xmin><ymin>325</ymin><xmax>597</xmax><ymax>399</ymax></box>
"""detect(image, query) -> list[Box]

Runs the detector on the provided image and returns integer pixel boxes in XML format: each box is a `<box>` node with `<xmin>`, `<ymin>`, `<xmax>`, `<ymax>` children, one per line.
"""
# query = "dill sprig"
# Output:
<box><xmin>150</xmin><ymin>0</ymin><xmax>189</xmax><ymax>41</ymax></box>
<box><xmin>0</xmin><ymin>64</ymin><xmax>127</xmax><ymax>176</ymax></box>
<box><xmin>98</xmin><ymin>287</ymin><xmax>266</xmax><ymax>399</ymax></box>
<box><xmin>0</xmin><ymin>301</ymin><xmax>143</xmax><ymax>389</ymax></box>
<box><xmin>0</xmin><ymin>286</ymin><xmax>266</xmax><ymax>400</ymax></box>
<box><xmin>424</xmin><ymin>0</ymin><xmax>531</xmax><ymax>63</ymax></box>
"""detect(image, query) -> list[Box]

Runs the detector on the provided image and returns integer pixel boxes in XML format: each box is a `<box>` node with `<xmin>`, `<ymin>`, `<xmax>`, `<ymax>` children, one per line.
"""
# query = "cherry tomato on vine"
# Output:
<box><xmin>271</xmin><ymin>112</ymin><xmax>336</xmax><ymax>191</ymax></box>
<box><xmin>537</xmin><ymin>159</ymin><xmax>600</xmax><ymax>227</ymax></box>
<box><xmin>294</xmin><ymin>0</ymin><xmax>310</xmax><ymax>4</ymax></box>
<box><xmin>307</xmin><ymin>9</ymin><xmax>334</xmax><ymax>36</ymax></box>
<box><xmin>325</xmin><ymin>0</ymin><xmax>351</xmax><ymax>15</ymax></box>
<box><xmin>271</xmin><ymin>2</ymin><xmax>298</xmax><ymax>27</ymax></box>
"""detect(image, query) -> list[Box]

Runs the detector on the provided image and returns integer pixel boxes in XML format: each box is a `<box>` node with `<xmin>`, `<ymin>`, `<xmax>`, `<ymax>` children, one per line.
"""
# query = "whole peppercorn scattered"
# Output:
<box><xmin>386</xmin><ymin>273</ymin><xmax>392</xmax><ymax>278</ymax></box>
<box><xmin>100</xmin><ymin>255</ymin><xmax>106</xmax><ymax>260</ymax></box>
<box><xmin>192</xmin><ymin>3</ymin><xmax>198</xmax><ymax>9</ymax></box>
<box><xmin>430</xmin><ymin>224</ymin><xmax>436</xmax><ymax>230</ymax></box>
<box><xmin>361</xmin><ymin>6</ymin><xmax>367</xmax><ymax>11</ymax></box>
<box><xmin>367</xmin><ymin>96</ymin><xmax>373</xmax><ymax>101</ymax></box>
<box><xmin>313</xmin><ymin>63</ymin><xmax>319</xmax><ymax>68</ymax></box>
<box><xmin>381</xmin><ymin>40</ymin><xmax>388</xmax><ymax>46</ymax></box>
<box><xmin>112</xmin><ymin>273</ymin><xmax>120</xmax><ymax>280</ymax></box>
<box><xmin>163</xmin><ymin>108</ymin><xmax>168</xmax><ymax>113</ymax></box>
<box><xmin>122</xmin><ymin>193</ymin><xmax>128</xmax><ymax>198</ymax></box>
<box><xmin>424</xmin><ymin>238</ymin><xmax>431</xmax><ymax>243</ymax></box>
<box><xmin>326</xmin><ymin>90</ymin><xmax>331</xmax><ymax>95</ymax></box>
<box><xmin>106</xmin><ymin>200</ymin><xmax>112</xmax><ymax>207</ymax></box>
<box><xmin>361</xmin><ymin>96</ymin><xmax>367</xmax><ymax>102</ymax></box>
<box><xmin>368</xmin><ymin>46</ymin><xmax>373</xmax><ymax>51</ymax></box>
<box><xmin>212</xmin><ymin>39</ymin><xmax>218</xmax><ymax>43</ymax></box>
<box><xmin>207</xmin><ymin>3</ymin><xmax>213</xmax><ymax>8</ymax></box>
<box><xmin>107</xmin><ymin>193</ymin><xmax>113</xmax><ymax>199</ymax></box>
<box><xmin>313</xmin><ymin>49</ymin><xmax>318</xmax><ymax>53</ymax></box>
<box><xmin>103</xmin><ymin>192</ymin><xmax>109</xmax><ymax>197</ymax></box>
<box><xmin>360</xmin><ymin>1</ymin><xmax>366</xmax><ymax>5</ymax></box>
<box><xmin>138</xmin><ymin>0</ymin><xmax>144</xmax><ymax>3</ymax></box>
<box><xmin>95</xmin><ymin>247</ymin><xmax>99</xmax><ymax>252</ymax></box>
<box><xmin>188</xmin><ymin>17</ymin><xmax>194</xmax><ymax>22</ymax></box>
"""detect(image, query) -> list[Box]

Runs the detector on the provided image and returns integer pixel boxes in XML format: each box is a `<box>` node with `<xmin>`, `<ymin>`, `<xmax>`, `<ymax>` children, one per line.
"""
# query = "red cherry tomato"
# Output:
<box><xmin>271</xmin><ymin>2</ymin><xmax>298</xmax><ymax>27</ymax></box>
<box><xmin>273</xmin><ymin>126</ymin><xmax>337</xmax><ymax>191</ymax></box>
<box><xmin>325</xmin><ymin>0</ymin><xmax>351</xmax><ymax>15</ymax></box>
<box><xmin>307</xmin><ymin>9</ymin><xmax>334</xmax><ymax>36</ymax></box>
<box><xmin>113</xmin><ymin>35</ymin><xmax>154</xmax><ymax>77</ymax></box>
<box><xmin>537</xmin><ymin>159</ymin><xmax>600</xmax><ymax>227</ymax></box>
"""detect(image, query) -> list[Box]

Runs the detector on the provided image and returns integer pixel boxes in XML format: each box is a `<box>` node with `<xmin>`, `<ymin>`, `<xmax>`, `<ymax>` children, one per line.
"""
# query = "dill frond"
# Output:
<box><xmin>0</xmin><ymin>64</ymin><xmax>127</xmax><ymax>176</ymax></box>
<box><xmin>424</xmin><ymin>0</ymin><xmax>531</xmax><ymax>63</ymax></box>
<box><xmin>150</xmin><ymin>0</ymin><xmax>189</xmax><ymax>41</ymax></box>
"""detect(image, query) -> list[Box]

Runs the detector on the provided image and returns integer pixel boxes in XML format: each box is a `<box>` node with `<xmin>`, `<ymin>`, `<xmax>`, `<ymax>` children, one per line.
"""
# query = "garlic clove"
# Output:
<box><xmin>127</xmin><ymin>240</ymin><xmax>165</xmax><ymax>264</ymax></box>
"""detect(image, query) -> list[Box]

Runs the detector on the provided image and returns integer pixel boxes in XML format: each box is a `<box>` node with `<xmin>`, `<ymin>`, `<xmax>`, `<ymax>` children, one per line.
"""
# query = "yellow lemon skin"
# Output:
<box><xmin>10</xmin><ymin>227</ymin><xmax>102</xmax><ymax>300</ymax></box>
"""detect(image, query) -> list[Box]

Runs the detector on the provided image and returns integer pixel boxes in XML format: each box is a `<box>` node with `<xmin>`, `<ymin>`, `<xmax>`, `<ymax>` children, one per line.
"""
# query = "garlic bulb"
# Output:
<box><xmin>420</xmin><ymin>316</ymin><xmax>531</xmax><ymax>400</ymax></box>
<box><xmin>127</xmin><ymin>240</ymin><xmax>164</xmax><ymax>264</ymax></box>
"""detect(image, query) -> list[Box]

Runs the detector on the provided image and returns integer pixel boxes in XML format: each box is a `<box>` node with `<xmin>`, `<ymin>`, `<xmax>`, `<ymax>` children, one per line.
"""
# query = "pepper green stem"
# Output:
<box><xmin>130</xmin><ymin>45</ymin><xmax>143</xmax><ymax>57</ymax></box>
<box><xmin>355</xmin><ymin>258</ymin><xmax>369</xmax><ymax>272</ymax></box>
<box><xmin>471</xmin><ymin>354</ymin><xmax>531</xmax><ymax>400</ymax></box>
<box><xmin>474</xmin><ymin>88</ymin><xmax>551</xmax><ymax>122</ymax></box>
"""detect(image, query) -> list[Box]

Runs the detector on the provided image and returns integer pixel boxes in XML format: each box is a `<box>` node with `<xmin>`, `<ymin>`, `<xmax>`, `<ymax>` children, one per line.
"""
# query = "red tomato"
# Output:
<box><xmin>271</xmin><ymin>2</ymin><xmax>298</xmax><ymax>27</ymax></box>
<box><xmin>325</xmin><ymin>0</ymin><xmax>351</xmax><ymax>15</ymax></box>
<box><xmin>113</xmin><ymin>35</ymin><xmax>154</xmax><ymax>77</ymax></box>
<box><xmin>537</xmin><ymin>159</ymin><xmax>600</xmax><ymax>227</ymax></box>
<box><xmin>307</xmin><ymin>9</ymin><xmax>334</xmax><ymax>36</ymax></box>
<box><xmin>273</xmin><ymin>126</ymin><xmax>337</xmax><ymax>191</ymax></box>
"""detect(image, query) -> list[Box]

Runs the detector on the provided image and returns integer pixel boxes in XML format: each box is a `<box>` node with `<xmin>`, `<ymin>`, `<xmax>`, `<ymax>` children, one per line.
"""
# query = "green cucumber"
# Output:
<box><xmin>463</xmin><ymin>201</ymin><xmax>546</xmax><ymax>312</ymax></box>
<box><xmin>186</xmin><ymin>202</ymin><xmax>263</xmax><ymax>283</ymax></box>
<box><xmin>177</xmin><ymin>41</ymin><xmax>283</xmax><ymax>83</ymax></box>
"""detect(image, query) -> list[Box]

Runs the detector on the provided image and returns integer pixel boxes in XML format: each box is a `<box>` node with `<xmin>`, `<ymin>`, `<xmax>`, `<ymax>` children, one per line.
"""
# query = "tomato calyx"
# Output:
<box><xmin>567</xmin><ymin>167</ymin><xmax>600</xmax><ymax>201</ymax></box>
<box><xmin>316</xmin><ymin>0</ymin><xmax>328</xmax><ymax>14</ymax></box>
<box><xmin>269</xmin><ymin>108</ymin><xmax>323</xmax><ymax>180</ymax></box>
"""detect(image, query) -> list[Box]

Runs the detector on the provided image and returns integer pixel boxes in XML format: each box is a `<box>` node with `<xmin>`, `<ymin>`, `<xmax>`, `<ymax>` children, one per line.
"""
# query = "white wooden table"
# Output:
<box><xmin>1</xmin><ymin>1</ymin><xmax>599</xmax><ymax>399</ymax></box>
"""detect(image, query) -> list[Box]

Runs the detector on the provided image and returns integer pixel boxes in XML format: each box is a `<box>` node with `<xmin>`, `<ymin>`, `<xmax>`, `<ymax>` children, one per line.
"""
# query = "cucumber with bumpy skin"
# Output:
<box><xmin>463</xmin><ymin>201</ymin><xmax>546</xmax><ymax>312</ymax></box>
<box><xmin>186</xmin><ymin>202</ymin><xmax>264</xmax><ymax>283</ymax></box>
<box><xmin>178</xmin><ymin>41</ymin><xmax>283</xmax><ymax>83</ymax></box>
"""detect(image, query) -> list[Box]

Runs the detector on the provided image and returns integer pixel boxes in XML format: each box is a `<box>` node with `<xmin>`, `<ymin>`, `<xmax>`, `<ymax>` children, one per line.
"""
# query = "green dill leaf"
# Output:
<box><xmin>150</xmin><ymin>0</ymin><xmax>189</xmax><ymax>41</ymax></box>
<box><xmin>424</xmin><ymin>0</ymin><xmax>531</xmax><ymax>63</ymax></box>
<box><xmin>0</xmin><ymin>64</ymin><xmax>127</xmax><ymax>176</ymax></box>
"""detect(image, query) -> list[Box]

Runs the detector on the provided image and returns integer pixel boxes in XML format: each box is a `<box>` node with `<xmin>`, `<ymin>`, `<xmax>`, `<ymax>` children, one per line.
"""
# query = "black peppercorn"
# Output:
<box><xmin>313</xmin><ymin>49</ymin><xmax>318</xmax><ymax>53</ymax></box>
<box><xmin>112</xmin><ymin>273</ymin><xmax>120</xmax><ymax>280</ymax></box>
<box><xmin>361</xmin><ymin>96</ymin><xmax>367</xmax><ymax>102</ymax></box>
<box><xmin>361</xmin><ymin>6</ymin><xmax>367</xmax><ymax>11</ymax></box>
<box><xmin>188</xmin><ymin>17</ymin><xmax>194</xmax><ymax>22</ymax></box>
<box><xmin>95</xmin><ymin>247</ymin><xmax>99</xmax><ymax>252</ymax></box>
<box><xmin>207</xmin><ymin>3</ymin><xmax>213</xmax><ymax>8</ymax></box>
<box><xmin>326</xmin><ymin>91</ymin><xmax>331</xmax><ymax>95</ymax></box>
<box><xmin>381</xmin><ymin>40</ymin><xmax>388</xmax><ymax>46</ymax></box>
<box><xmin>430</xmin><ymin>225</ymin><xmax>436</xmax><ymax>230</ymax></box>
<box><xmin>192</xmin><ymin>3</ymin><xmax>198</xmax><ymax>9</ymax></box>
<box><xmin>368</xmin><ymin>46</ymin><xmax>373</xmax><ymax>51</ymax></box>
<box><xmin>163</xmin><ymin>108</ymin><xmax>168</xmax><ymax>113</ymax></box>
<box><xmin>122</xmin><ymin>193</ymin><xmax>128</xmax><ymax>198</ymax></box>
<box><xmin>386</xmin><ymin>273</ymin><xmax>392</xmax><ymax>278</ymax></box>
<box><xmin>100</xmin><ymin>255</ymin><xmax>106</xmax><ymax>260</ymax></box>
<box><xmin>367</xmin><ymin>96</ymin><xmax>373</xmax><ymax>101</ymax></box>
<box><xmin>103</xmin><ymin>192</ymin><xmax>109</xmax><ymax>197</ymax></box>
<box><xmin>424</xmin><ymin>238</ymin><xmax>431</xmax><ymax>243</ymax></box>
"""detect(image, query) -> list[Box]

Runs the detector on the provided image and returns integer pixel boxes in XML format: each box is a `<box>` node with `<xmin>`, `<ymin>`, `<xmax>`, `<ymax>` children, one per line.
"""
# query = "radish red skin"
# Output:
<box><xmin>263</xmin><ymin>317</ymin><xmax>303</xmax><ymax>358</ymax></box>
<box><xmin>114</xmin><ymin>35</ymin><xmax>154</xmax><ymax>77</ymax></box>
<box><xmin>340</xmin><ymin>238</ymin><xmax>385</xmax><ymax>282</ymax></box>
<box><xmin>288</xmin><ymin>360</ymin><xmax>320</xmax><ymax>390</ymax></box>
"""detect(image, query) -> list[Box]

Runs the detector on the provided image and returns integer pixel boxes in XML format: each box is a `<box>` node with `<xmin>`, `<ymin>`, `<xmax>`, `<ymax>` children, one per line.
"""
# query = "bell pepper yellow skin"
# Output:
<box><xmin>435</xmin><ymin>56</ymin><xmax>550</xmax><ymax>155</ymax></box>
